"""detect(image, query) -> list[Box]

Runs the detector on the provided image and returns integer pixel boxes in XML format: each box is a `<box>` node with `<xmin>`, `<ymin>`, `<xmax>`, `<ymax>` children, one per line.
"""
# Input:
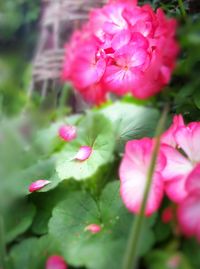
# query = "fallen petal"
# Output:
<box><xmin>58</xmin><ymin>125</ymin><xmax>77</xmax><ymax>142</ymax></box>
<box><xmin>46</xmin><ymin>255</ymin><xmax>67</xmax><ymax>269</ymax></box>
<box><xmin>85</xmin><ymin>224</ymin><xmax>102</xmax><ymax>234</ymax></box>
<box><xmin>29</xmin><ymin>180</ymin><xmax>50</xmax><ymax>192</ymax></box>
<box><xmin>75</xmin><ymin>146</ymin><xmax>92</xmax><ymax>161</ymax></box>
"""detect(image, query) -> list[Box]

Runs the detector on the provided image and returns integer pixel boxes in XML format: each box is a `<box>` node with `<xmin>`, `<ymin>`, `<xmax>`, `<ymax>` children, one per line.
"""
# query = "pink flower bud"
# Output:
<box><xmin>29</xmin><ymin>180</ymin><xmax>50</xmax><ymax>192</ymax></box>
<box><xmin>162</xmin><ymin>206</ymin><xmax>173</xmax><ymax>224</ymax></box>
<box><xmin>58</xmin><ymin>125</ymin><xmax>77</xmax><ymax>142</ymax></box>
<box><xmin>75</xmin><ymin>146</ymin><xmax>92</xmax><ymax>161</ymax></box>
<box><xmin>46</xmin><ymin>255</ymin><xmax>67</xmax><ymax>269</ymax></box>
<box><xmin>85</xmin><ymin>224</ymin><xmax>102</xmax><ymax>234</ymax></box>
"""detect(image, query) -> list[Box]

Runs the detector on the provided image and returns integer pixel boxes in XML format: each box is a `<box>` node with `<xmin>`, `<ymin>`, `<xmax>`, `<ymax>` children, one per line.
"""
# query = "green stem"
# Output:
<box><xmin>122</xmin><ymin>106</ymin><xmax>168</xmax><ymax>269</ymax></box>
<box><xmin>0</xmin><ymin>215</ymin><xmax>7</xmax><ymax>269</ymax></box>
<box><xmin>58</xmin><ymin>84</ymin><xmax>71</xmax><ymax>117</ymax></box>
<box><xmin>178</xmin><ymin>0</ymin><xmax>186</xmax><ymax>19</ymax></box>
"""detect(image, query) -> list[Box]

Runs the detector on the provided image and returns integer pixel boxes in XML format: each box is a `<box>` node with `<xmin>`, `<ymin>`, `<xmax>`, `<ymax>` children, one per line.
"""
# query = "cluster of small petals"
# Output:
<box><xmin>75</xmin><ymin>146</ymin><xmax>92</xmax><ymax>161</ymax></box>
<box><xmin>46</xmin><ymin>255</ymin><xmax>67</xmax><ymax>269</ymax></box>
<box><xmin>62</xmin><ymin>0</ymin><xmax>179</xmax><ymax>105</ymax></box>
<box><xmin>119</xmin><ymin>138</ymin><xmax>166</xmax><ymax>216</ymax></box>
<box><xmin>85</xmin><ymin>224</ymin><xmax>102</xmax><ymax>234</ymax></box>
<box><xmin>58</xmin><ymin>125</ymin><xmax>77</xmax><ymax>142</ymax></box>
<box><xmin>29</xmin><ymin>179</ymin><xmax>50</xmax><ymax>193</ymax></box>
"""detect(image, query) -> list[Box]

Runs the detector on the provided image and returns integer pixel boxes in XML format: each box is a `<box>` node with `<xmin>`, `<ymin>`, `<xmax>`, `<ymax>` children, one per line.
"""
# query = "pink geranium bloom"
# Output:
<box><xmin>29</xmin><ymin>180</ymin><xmax>50</xmax><ymax>192</ymax></box>
<box><xmin>58</xmin><ymin>125</ymin><xmax>77</xmax><ymax>142</ymax></box>
<box><xmin>46</xmin><ymin>255</ymin><xmax>67</xmax><ymax>269</ymax></box>
<box><xmin>119</xmin><ymin>138</ymin><xmax>166</xmax><ymax>216</ymax></box>
<box><xmin>161</xmin><ymin>117</ymin><xmax>200</xmax><ymax>203</ymax></box>
<box><xmin>62</xmin><ymin>0</ymin><xmax>179</xmax><ymax>105</ymax></box>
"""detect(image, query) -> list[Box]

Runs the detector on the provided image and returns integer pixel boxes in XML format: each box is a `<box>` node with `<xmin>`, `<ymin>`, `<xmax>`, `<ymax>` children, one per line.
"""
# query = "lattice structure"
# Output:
<box><xmin>29</xmin><ymin>0</ymin><xmax>106</xmax><ymax>99</ymax></box>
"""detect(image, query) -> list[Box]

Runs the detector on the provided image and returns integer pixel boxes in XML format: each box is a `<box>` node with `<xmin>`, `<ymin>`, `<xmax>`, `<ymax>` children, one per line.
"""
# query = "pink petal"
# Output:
<box><xmin>103</xmin><ymin>65</ymin><xmax>137</xmax><ymax>95</ymax></box>
<box><xmin>175</xmin><ymin>122</ymin><xmax>200</xmax><ymax>163</ymax></box>
<box><xmin>111</xmin><ymin>29</ymin><xmax>131</xmax><ymax>50</ymax></box>
<box><xmin>85</xmin><ymin>224</ymin><xmax>102</xmax><ymax>234</ymax></box>
<box><xmin>119</xmin><ymin>138</ymin><xmax>165</xmax><ymax>216</ymax></box>
<box><xmin>79</xmin><ymin>83</ymin><xmax>107</xmax><ymax>106</ymax></box>
<box><xmin>58</xmin><ymin>125</ymin><xmax>77</xmax><ymax>142</ymax></box>
<box><xmin>29</xmin><ymin>180</ymin><xmax>50</xmax><ymax>193</ymax></box>
<box><xmin>178</xmin><ymin>193</ymin><xmax>200</xmax><ymax>239</ymax></box>
<box><xmin>185</xmin><ymin>164</ymin><xmax>200</xmax><ymax>194</ymax></box>
<box><xmin>75</xmin><ymin>146</ymin><xmax>92</xmax><ymax>161</ymax></box>
<box><xmin>161</xmin><ymin>144</ymin><xmax>193</xmax><ymax>182</ymax></box>
<box><xmin>46</xmin><ymin>255</ymin><xmax>67</xmax><ymax>269</ymax></box>
<box><xmin>165</xmin><ymin>175</ymin><xmax>189</xmax><ymax>203</ymax></box>
<box><xmin>162</xmin><ymin>114</ymin><xmax>185</xmax><ymax>148</ymax></box>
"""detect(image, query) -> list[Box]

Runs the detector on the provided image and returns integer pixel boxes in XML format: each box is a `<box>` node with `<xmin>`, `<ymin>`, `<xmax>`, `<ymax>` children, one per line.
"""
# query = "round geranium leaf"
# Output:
<box><xmin>49</xmin><ymin>181</ymin><xmax>155</xmax><ymax>269</ymax></box>
<box><xmin>56</xmin><ymin>113</ymin><xmax>115</xmax><ymax>181</ymax></box>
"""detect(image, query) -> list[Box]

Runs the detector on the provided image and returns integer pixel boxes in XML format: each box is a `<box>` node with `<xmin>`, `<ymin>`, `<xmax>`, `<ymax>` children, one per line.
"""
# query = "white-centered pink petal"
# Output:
<box><xmin>161</xmin><ymin>144</ymin><xmax>193</xmax><ymax>181</ymax></box>
<box><xmin>162</xmin><ymin>114</ymin><xmax>185</xmax><ymax>148</ymax></box>
<box><xmin>175</xmin><ymin>122</ymin><xmax>200</xmax><ymax>164</ymax></box>
<box><xmin>29</xmin><ymin>180</ymin><xmax>50</xmax><ymax>193</ymax></box>
<box><xmin>119</xmin><ymin>138</ymin><xmax>165</xmax><ymax>216</ymax></box>
<box><xmin>75</xmin><ymin>146</ymin><xmax>92</xmax><ymax>161</ymax></box>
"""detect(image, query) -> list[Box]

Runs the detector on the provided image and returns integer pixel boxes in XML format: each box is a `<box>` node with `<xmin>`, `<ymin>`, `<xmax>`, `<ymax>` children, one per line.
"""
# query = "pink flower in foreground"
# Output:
<box><xmin>46</xmin><ymin>255</ymin><xmax>67</xmax><ymax>269</ymax></box>
<box><xmin>161</xmin><ymin>117</ymin><xmax>200</xmax><ymax>203</ymax></box>
<box><xmin>177</xmin><ymin>164</ymin><xmax>200</xmax><ymax>241</ymax></box>
<box><xmin>62</xmin><ymin>0</ymin><xmax>179</xmax><ymax>105</ymax></box>
<box><xmin>85</xmin><ymin>224</ymin><xmax>102</xmax><ymax>234</ymax></box>
<box><xmin>75</xmin><ymin>146</ymin><xmax>92</xmax><ymax>161</ymax></box>
<box><xmin>119</xmin><ymin>138</ymin><xmax>166</xmax><ymax>216</ymax></box>
<box><xmin>29</xmin><ymin>180</ymin><xmax>50</xmax><ymax>192</ymax></box>
<box><xmin>58</xmin><ymin>125</ymin><xmax>77</xmax><ymax>142</ymax></box>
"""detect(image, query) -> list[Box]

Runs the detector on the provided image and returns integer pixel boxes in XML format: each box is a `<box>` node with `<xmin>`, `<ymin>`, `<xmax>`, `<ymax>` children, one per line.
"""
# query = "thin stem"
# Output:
<box><xmin>122</xmin><ymin>106</ymin><xmax>168</xmax><ymax>269</ymax></box>
<box><xmin>178</xmin><ymin>0</ymin><xmax>186</xmax><ymax>19</ymax></box>
<box><xmin>0</xmin><ymin>215</ymin><xmax>7</xmax><ymax>269</ymax></box>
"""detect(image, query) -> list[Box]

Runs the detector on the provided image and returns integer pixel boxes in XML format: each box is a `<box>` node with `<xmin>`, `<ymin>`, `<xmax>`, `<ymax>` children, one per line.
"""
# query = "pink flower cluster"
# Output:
<box><xmin>62</xmin><ymin>0</ymin><xmax>179</xmax><ymax>105</ymax></box>
<box><xmin>119</xmin><ymin>115</ymin><xmax>200</xmax><ymax>241</ymax></box>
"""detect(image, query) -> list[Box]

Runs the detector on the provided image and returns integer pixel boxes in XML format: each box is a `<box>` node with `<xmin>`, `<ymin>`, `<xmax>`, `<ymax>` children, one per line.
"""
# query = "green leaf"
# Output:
<box><xmin>3</xmin><ymin>200</ymin><xmax>36</xmax><ymax>243</ymax></box>
<box><xmin>100</xmin><ymin>102</ymin><xmax>159</xmax><ymax>151</ymax></box>
<box><xmin>9</xmin><ymin>235</ymin><xmax>61</xmax><ymax>269</ymax></box>
<box><xmin>145</xmin><ymin>250</ymin><xmax>192</xmax><ymax>269</ymax></box>
<box><xmin>56</xmin><ymin>113</ymin><xmax>115</xmax><ymax>181</ymax></box>
<box><xmin>31</xmin><ymin>180</ymin><xmax>80</xmax><ymax>235</ymax></box>
<box><xmin>49</xmin><ymin>181</ymin><xmax>155</xmax><ymax>269</ymax></box>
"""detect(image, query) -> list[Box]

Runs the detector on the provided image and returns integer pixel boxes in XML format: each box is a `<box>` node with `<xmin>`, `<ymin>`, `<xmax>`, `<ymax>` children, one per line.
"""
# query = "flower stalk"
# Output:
<box><xmin>122</xmin><ymin>106</ymin><xmax>168</xmax><ymax>269</ymax></box>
